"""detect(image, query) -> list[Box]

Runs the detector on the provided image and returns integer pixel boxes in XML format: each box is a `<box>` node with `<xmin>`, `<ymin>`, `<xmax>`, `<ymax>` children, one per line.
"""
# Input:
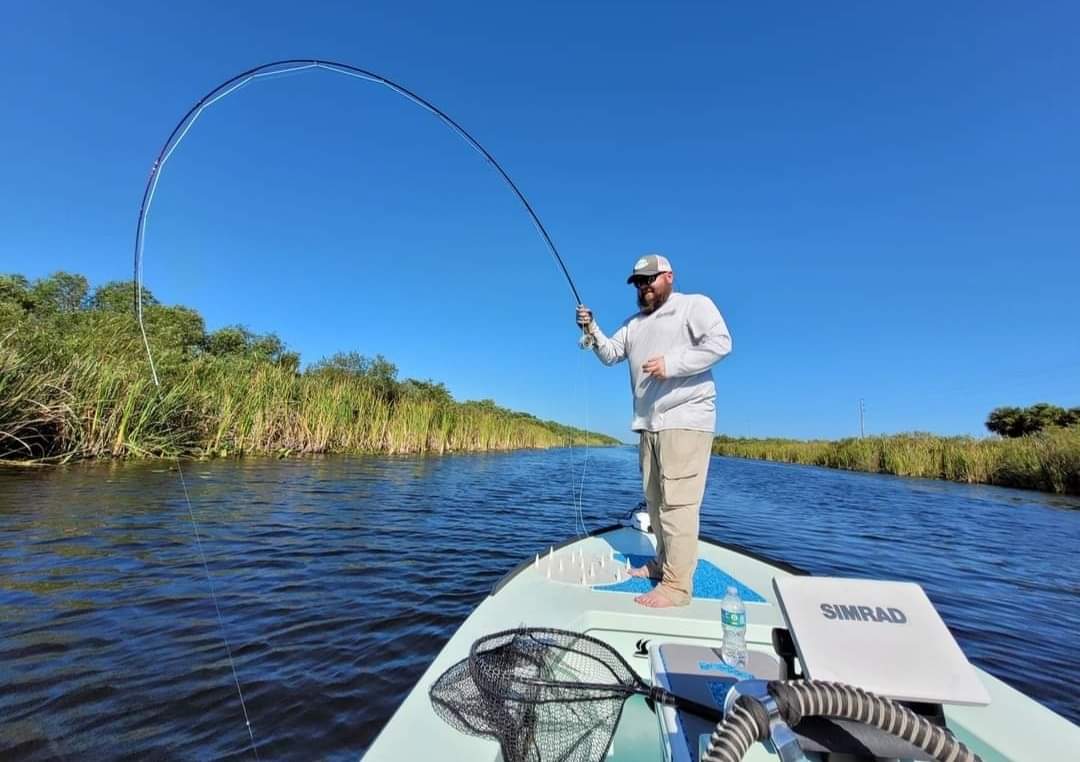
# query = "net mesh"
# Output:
<box><xmin>429</xmin><ymin>627</ymin><xmax>644</xmax><ymax>762</ymax></box>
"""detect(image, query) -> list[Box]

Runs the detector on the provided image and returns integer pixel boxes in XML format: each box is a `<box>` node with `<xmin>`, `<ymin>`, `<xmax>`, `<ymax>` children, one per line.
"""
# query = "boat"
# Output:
<box><xmin>365</xmin><ymin>509</ymin><xmax>1079</xmax><ymax>761</ymax></box>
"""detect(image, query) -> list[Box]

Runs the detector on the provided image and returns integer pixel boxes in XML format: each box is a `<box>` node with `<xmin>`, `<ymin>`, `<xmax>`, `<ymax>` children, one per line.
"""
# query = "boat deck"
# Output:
<box><xmin>365</xmin><ymin>526</ymin><xmax>1078</xmax><ymax>761</ymax></box>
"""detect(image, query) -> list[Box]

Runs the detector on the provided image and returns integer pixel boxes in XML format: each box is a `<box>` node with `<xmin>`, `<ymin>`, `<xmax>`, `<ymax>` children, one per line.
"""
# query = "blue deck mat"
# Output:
<box><xmin>594</xmin><ymin>553</ymin><xmax>766</xmax><ymax>602</ymax></box>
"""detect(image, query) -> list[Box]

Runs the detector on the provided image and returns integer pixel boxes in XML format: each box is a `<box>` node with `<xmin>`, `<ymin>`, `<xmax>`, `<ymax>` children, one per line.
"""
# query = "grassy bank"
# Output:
<box><xmin>712</xmin><ymin>431</ymin><xmax>1080</xmax><ymax>495</ymax></box>
<box><xmin>0</xmin><ymin>273</ymin><xmax>617</xmax><ymax>463</ymax></box>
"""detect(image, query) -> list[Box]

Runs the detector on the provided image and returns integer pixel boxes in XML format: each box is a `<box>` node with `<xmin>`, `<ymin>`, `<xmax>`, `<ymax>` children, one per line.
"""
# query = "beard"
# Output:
<box><xmin>637</xmin><ymin>281</ymin><xmax>672</xmax><ymax>313</ymax></box>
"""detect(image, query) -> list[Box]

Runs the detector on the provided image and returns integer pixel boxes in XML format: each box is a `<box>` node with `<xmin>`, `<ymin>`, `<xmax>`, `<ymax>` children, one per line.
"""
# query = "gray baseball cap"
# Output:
<box><xmin>626</xmin><ymin>253</ymin><xmax>672</xmax><ymax>283</ymax></box>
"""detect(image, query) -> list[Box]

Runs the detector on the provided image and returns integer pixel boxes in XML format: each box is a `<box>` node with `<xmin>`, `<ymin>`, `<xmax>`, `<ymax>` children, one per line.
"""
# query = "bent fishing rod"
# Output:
<box><xmin>132</xmin><ymin>58</ymin><xmax>592</xmax><ymax>384</ymax></box>
<box><xmin>130</xmin><ymin>59</ymin><xmax>597</xmax><ymax>759</ymax></box>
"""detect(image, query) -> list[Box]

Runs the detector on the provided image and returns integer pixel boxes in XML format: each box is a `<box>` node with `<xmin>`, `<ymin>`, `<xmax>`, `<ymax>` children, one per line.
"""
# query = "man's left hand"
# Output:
<box><xmin>642</xmin><ymin>356</ymin><xmax>667</xmax><ymax>379</ymax></box>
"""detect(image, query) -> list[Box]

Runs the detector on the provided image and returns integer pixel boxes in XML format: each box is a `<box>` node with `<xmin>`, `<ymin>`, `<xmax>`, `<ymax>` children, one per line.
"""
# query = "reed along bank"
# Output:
<box><xmin>712</xmin><ymin>430</ymin><xmax>1080</xmax><ymax>495</ymax></box>
<box><xmin>0</xmin><ymin>272</ymin><xmax>617</xmax><ymax>463</ymax></box>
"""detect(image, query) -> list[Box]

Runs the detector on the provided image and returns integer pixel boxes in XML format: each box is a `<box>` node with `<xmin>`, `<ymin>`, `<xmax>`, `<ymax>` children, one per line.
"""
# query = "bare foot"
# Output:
<box><xmin>634</xmin><ymin>589</ymin><xmax>676</xmax><ymax>608</ymax></box>
<box><xmin>627</xmin><ymin>565</ymin><xmax>654</xmax><ymax>579</ymax></box>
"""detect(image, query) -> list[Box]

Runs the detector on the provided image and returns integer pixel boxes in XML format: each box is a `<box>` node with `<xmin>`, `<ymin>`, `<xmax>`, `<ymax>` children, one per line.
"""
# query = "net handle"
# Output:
<box><xmin>498</xmin><ymin>671</ymin><xmax>726</xmax><ymax>723</ymax></box>
<box><xmin>650</xmin><ymin>686</ymin><xmax>726</xmax><ymax>723</ymax></box>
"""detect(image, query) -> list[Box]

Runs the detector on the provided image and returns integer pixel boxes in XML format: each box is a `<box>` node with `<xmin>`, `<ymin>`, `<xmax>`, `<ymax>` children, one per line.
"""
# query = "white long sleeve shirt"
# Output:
<box><xmin>588</xmin><ymin>292</ymin><xmax>732</xmax><ymax>433</ymax></box>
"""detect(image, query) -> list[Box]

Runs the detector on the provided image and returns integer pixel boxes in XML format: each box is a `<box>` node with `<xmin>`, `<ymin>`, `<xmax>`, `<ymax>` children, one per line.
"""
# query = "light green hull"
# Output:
<box><xmin>365</xmin><ymin>525</ymin><xmax>1078</xmax><ymax>761</ymax></box>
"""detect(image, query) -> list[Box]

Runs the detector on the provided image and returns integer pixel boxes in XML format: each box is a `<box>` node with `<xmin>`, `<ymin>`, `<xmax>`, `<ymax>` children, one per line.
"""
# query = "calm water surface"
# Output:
<box><xmin>1</xmin><ymin>448</ymin><xmax>1078</xmax><ymax>760</ymax></box>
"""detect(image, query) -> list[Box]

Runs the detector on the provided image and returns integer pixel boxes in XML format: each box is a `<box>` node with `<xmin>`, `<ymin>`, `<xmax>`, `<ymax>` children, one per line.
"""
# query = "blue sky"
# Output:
<box><xmin>2</xmin><ymin>2</ymin><xmax>1077</xmax><ymax>442</ymax></box>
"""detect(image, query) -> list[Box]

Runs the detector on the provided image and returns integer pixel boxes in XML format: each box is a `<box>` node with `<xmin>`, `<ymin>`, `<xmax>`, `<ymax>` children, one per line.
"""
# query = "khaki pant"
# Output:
<box><xmin>639</xmin><ymin>429</ymin><xmax>714</xmax><ymax>606</ymax></box>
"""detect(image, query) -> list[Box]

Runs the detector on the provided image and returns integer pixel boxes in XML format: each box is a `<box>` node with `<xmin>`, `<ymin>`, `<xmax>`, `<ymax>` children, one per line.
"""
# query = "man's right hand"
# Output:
<box><xmin>576</xmin><ymin>305</ymin><xmax>593</xmax><ymax>327</ymax></box>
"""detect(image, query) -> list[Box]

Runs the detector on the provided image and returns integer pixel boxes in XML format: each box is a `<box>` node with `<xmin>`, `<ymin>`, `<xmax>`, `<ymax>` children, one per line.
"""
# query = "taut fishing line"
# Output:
<box><xmin>132</xmin><ymin>59</ymin><xmax>595</xmax><ymax>754</ymax></box>
<box><xmin>574</xmin><ymin>320</ymin><xmax>592</xmax><ymax>537</ymax></box>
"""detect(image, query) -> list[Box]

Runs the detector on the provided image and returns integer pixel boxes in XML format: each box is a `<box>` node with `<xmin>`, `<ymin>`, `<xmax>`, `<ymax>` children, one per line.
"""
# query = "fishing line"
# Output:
<box><xmin>131</xmin><ymin>59</ymin><xmax>595</xmax><ymax>754</ymax></box>
<box><xmin>563</xmin><ymin>286</ymin><xmax>593</xmax><ymax>538</ymax></box>
<box><xmin>571</xmin><ymin>345</ymin><xmax>591</xmax><ymax>537</ymax></box>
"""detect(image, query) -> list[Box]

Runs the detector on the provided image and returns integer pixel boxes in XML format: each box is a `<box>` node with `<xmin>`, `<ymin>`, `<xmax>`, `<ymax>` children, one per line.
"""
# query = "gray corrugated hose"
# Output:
<box><xmin>702</xmin><ymin>680</ymin><xmax>982</xmax><ymax>762</ymax></box>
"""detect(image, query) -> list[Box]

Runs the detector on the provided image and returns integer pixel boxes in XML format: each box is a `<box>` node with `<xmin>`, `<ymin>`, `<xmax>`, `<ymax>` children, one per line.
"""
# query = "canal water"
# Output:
<box><xmin>1</xmin><ymin>447</ymin><xmax>1077</xmax><ymax>759</ymax></box>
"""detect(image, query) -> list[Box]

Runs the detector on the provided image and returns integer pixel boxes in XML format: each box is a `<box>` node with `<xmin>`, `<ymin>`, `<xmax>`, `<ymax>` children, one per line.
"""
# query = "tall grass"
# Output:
<box><xmin>0</xmin><ymin>336</ymin><xmax>612</xmax><ymax>464</ymax></box>
<box><xmin>189</xmin><ymin>360</ymin><xmax>584</xmax><ymax>457</ymax></box>
<box><xmin>712</xmin><ymin>432</ymin><xmax>1080</xmax><ymax>495</ymax></box>
<box><xmin>0</xmin><ymin>340</ymin><xmax>191</xmax><ymax>461</ymax></box>
<box><xmin>1</xmin><ymin>272</ymin><xmax>618</xmax><ymax>464</ymax></box>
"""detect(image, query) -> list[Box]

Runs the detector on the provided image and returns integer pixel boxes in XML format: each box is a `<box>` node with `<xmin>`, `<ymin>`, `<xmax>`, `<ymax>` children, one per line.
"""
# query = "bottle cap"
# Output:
<box><xmin>726</xmin><ymin>586</ymin><xmax>738</xmax><ymax>595</ymax></box>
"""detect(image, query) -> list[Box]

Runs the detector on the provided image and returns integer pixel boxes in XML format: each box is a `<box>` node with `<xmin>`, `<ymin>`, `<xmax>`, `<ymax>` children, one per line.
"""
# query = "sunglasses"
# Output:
<box><xmin>630</xmin><ymin>272</ymin><xmax>665</xmax><ymax>288</ymax></box>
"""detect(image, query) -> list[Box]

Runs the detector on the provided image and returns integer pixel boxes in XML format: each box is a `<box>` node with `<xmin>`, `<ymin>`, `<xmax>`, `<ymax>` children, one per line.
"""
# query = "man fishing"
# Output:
<box><xmin>576</xmin><ymin>254</ymin><xmax>732</xmax><ymax>607</ymax></box>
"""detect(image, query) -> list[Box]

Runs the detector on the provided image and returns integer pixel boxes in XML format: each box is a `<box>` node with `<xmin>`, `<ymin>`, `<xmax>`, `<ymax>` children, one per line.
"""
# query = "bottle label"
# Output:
<box><xmin>722</xmin><ymin>610</ymin><xmax>745</xmax><ymax>628</ymax></box>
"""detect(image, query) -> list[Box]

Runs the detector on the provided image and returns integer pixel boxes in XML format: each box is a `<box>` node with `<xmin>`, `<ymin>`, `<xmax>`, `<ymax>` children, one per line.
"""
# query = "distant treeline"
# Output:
<box><xmin>985</xmin><ymin>403</ymin><xmax>1080</xmax><ymax>438</ymax></box>
<box><xmin>712</xmin><ymin>426</ymin><xmax>1080</xmax><ymax>495</ymax></box>
<box><xmin>0</xmin><ymin>271</ymin><xmax>618</xmax><ymax>463</ymax></box>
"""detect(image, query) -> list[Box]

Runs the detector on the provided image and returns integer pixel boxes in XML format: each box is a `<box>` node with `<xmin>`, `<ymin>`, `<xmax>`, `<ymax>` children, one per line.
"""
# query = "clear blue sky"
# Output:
<box><xmin>2</xmin><ymin>2</ymin><xmax>1077</xmax><ymax>442</ymax></box>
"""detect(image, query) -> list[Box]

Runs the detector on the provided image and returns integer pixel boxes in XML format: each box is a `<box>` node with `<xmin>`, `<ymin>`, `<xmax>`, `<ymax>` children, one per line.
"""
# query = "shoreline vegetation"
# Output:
<box><xmin>1</xmin><ymin>272</ymin><xmax>618</xmax><ymax>464</ymax></box>
<box><xmin>712</xmin><ymin>430</ymin><xmax>1080</xmax><ymax>496</ymax></box>
<box><xmin>6</xmin><ymin>272</ymin><xmax>1077</xmax><ymax>498</ymax></box>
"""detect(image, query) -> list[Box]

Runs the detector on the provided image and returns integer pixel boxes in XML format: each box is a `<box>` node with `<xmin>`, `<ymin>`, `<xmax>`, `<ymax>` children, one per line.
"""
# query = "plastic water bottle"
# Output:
<box><xmin>721</xmin><ymin>586</ymin><xmax>748</xmax><ymax>670</ymax></box>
